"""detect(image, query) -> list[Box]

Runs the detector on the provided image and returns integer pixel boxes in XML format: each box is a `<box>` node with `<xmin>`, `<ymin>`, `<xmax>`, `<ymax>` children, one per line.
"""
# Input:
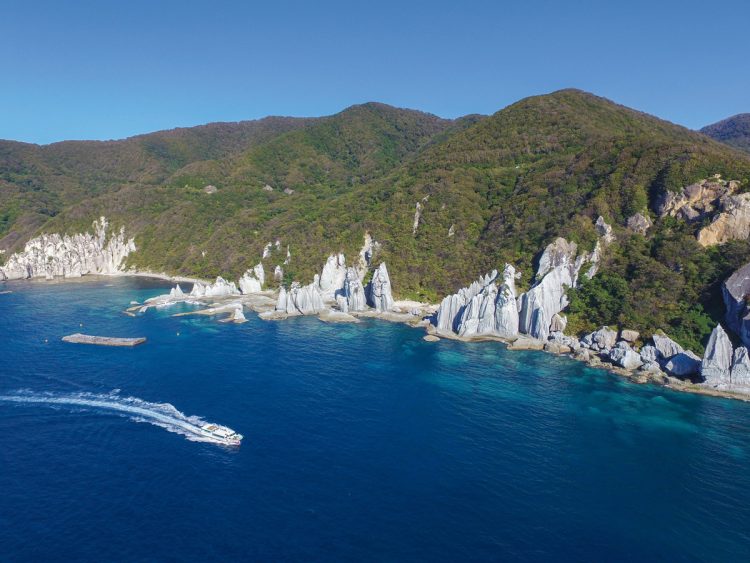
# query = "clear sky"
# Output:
<box><xmin>1</xmin><ymin>0</ymin><xmax>748</xmax><ymax>144</ymax></box>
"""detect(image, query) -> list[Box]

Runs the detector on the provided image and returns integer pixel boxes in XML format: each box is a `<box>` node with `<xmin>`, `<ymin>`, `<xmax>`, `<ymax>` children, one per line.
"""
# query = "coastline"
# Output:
<box><xmin>4</xmin><ymin>271</ymin><xmax>750</xmax><ymax>403</ymax></box>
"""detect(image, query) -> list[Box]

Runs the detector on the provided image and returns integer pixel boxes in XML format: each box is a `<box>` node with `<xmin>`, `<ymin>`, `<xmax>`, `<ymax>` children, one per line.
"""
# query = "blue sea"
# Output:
<box><xmin>1</xmin><ymin>277</ymin><xmax>749</xmax><ymax>562</ymax></box>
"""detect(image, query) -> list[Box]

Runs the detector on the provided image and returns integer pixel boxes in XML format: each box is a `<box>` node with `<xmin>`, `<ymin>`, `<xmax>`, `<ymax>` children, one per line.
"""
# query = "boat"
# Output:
<box><xmin>199</xmin><ymin>423</ymin><xmax>243</xmax><ymax>446</ymax></box>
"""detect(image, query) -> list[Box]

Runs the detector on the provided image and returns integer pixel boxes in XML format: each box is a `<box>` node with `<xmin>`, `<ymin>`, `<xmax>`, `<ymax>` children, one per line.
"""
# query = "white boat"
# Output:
<box><xmin>199</xmin><ymin>423</ymin><xmax>243</xmax><ymax>446</ymax></box>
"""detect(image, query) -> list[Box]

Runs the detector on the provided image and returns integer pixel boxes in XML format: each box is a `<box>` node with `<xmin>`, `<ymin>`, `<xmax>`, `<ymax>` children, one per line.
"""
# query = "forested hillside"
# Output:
<box><xmin>3</xmin><ymin>89</ymin><xmax>750</xmax><ymax>351</ymax></box>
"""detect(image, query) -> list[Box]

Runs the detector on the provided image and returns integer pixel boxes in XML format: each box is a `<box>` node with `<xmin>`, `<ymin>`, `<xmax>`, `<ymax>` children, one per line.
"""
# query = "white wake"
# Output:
<box><xmin>0</xmin><ymin>391</ymin><xmax>239</xmax><ymax>446</ymax></box>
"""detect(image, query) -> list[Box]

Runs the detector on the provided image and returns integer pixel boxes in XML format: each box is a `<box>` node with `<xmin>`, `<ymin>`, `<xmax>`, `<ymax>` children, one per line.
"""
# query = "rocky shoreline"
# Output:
<box><xmin>3</xmin><ymin>216</ymin><xmax>750</xmax><ymax>402</ymax></box>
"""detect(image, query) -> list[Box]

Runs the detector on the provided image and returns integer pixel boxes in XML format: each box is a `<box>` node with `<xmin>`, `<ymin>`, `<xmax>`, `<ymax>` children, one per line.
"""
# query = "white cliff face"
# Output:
<box><xmin>412</xmin><ymin>201</ymin><xmax>423</xmax><ymax>235</ymax></box>
<box><xmin>190</xmin><ymin>277</ymin><xmax>239</xmax><ymax>298</ymax></box>
<box><xmin>357</xmin><ymin>233</ymin><xmax>380</xmax><ymax>279</ymax></box>
<box><xmin>435</xmin><ymin>270</ymin><xmax>498</xmax><ymax>334</ymax></box>
<box><xmin>274</xmin><ymin>265</ymin><xmax>284</xmax><ymax>281</ymax></box>
<box><xmin>340</xmin><ymin>267</ymin><xmax>367</xmax><ymax>313</ymax></box>
<box><xmin>518</xmin><ymin>238</ymin><xmax>589</xmax><ymax>340</ymax></box>
<box><xmin>458</xmin><ymin>282</ymin><xmax>498</xmax><ymax>337</ymax></box>
<box><xmin>731</xmin><ymin>347</ymin><xmax>750</xmax><ymax>388</ymax></box>
<box><xmin>0</xmin><ymin>217</ymin><xmax>135</xmax><ymax>281</ymax></box>
<box><xmin>701</xmin><ymin>324</ymin><xmax>733</xmax><ymax>387</ymax></box>
<box><xmin>494</xmin><ymin>265</ymin><xmax>519</xmax><ymax>338</ymax></box>
<box><xmin>276</xmin><ymin>282</ymin><xmax>324</xmax><ymax>315</ymax></box>
<box><xmin>239</xmin><ymin>263</ymin><xmax>265</xmax><ymax>294</ymax></box>
<box><xmin>366</xmin><ymin>263</ymin><xmax>394</xmax><ymax>312</ymax></box>
<box><xmin>435</xmin><ymin>266</ymin><xmax>520</xmax><ymax>339</ymax></box>
<box><xmin>319</xmin><ymin>253</ymin><xmax>347</xmax><ymax>299</ymax></box>
<box><xmin>722</xmin><ymin>262</ymin><xmax>750</xmax><ymax>348</ymax></box>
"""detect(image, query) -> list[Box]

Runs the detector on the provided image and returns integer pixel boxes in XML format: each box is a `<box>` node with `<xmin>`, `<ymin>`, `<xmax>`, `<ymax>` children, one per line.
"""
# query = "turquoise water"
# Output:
<box><xmin>0</xmin><ymin>277</ymin><xmax>749</xmax><ymax>561</ymax></box>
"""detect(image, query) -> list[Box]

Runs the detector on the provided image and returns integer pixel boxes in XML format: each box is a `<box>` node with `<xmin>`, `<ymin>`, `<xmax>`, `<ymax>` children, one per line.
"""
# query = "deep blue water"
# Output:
<box><xmin>1</xmin><ymin>277</ymin><xmax>749</xmax><ymax>562</ymax></box>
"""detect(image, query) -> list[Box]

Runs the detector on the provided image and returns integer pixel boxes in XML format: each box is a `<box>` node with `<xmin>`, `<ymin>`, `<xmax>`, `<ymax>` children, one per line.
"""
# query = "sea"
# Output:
<box><xmin>0</xmin><ymin>276</ymin><xmax>749</xmax><ymax>562</ymax></box>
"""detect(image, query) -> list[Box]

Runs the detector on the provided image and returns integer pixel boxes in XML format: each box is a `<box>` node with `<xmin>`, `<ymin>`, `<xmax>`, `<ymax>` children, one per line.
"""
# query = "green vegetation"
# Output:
<box><xmin>3</xmin><ymin>89</ymin><xmax>750</xmax><ymax>352</ymax></box>
<box><xmin>701</xmin><ymin>114</ymin><xmax>750</xmax><ymax>153</ymax></box>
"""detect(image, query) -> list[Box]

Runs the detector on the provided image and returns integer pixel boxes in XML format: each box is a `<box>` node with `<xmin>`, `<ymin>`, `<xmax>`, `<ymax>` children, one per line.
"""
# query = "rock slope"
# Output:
<box><xmin>0</xmin><ymin>217</ymin><xmax>135</xmax><ymax>280</ymax></box>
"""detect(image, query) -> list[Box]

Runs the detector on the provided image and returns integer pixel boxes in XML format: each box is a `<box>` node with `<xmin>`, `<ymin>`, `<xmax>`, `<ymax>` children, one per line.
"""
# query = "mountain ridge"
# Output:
<box><xmin>3</xmin><ymin>89</ymin><xmax>750</xmax><ymax>351</ymax></box>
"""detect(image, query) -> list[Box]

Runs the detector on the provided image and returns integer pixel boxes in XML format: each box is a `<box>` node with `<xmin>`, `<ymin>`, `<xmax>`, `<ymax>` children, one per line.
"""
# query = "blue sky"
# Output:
<box><xmin>1</xmin><ymin>0</ymin><xmax>748</xmax><ymax>144</ymax></box>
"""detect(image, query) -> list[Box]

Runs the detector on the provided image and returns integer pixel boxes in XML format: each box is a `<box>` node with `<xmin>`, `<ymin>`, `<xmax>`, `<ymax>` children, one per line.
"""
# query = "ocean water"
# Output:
<box><xmin>1</xmin><ymin>277</ymin><xmax>749</xmax><ymax>562</ymax></box>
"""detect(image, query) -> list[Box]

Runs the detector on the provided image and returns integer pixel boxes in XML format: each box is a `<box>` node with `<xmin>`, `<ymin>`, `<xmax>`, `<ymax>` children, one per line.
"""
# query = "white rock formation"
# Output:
<box><xmin>274</xmin><ymin>265</ymin><xmax>284</xmax><ymax>281</ymax></box>
<box><xmin>262</xmin><ymin>243</ymin><xmax>272</xmax><ymax>259</ymax></box>
<box><xmin>652</xmin><ymin>332</ymin><xmax>684</xmax><ymax>360</ymax></box>
<box><xmin>358</xmin><ymin>233</ymin><xmax>379</xmax><ymax>278</ymax></box>
<box><xmin>701</xmin><ymin>324</ymin><xmax>733</xmax><ymax>387</ymax></box>
<box><xmin>229</xmin><ymin>305</ymin><xmax>247</xmax><ymax>323</ymax></box>
<box><xmin>319</xmin><ymin>253</ymin><xmax>347</xmax><ymax>299</ymax></box>
<box><xmin>664</xmin><ymin>351</ymin><xmax>702</xmax><ymax>378</ymax></box>
<box><xmin>276</xmin><ymin>282</ymin><xmax>324</xmax><ymax>315</ymax></box>
<box><xmin>412</xmin><ymin>201</ymin><xmax>423</xmax><ymax>235</ymax></box>
<box><xmin>366</xmin><ymin>263</ymin><xmax>394</xmax><ymax>312</ymax></box>
<box><xmin>190</xmin><ymin>277</ymin><xmax>239</xmax><ymax>298</ymax></box>
<box><xmin>435</xmin><ymin>270</ymin><xmax>498</xmax><ymax>334</ymax></box>
<box><xmin>519</xmin><ymin>238</ymin><xmax>587</xmax><ymax>340</ymax></box>
<box><xmin>239</xmin><ymin>263</ymin><xmax>265</xmax><ymax>294</ymax></box>
<box><xmin>609</xmin><ymin>346</ymin><xmax>644</xmax><ymax>370</ymax></box>
<box><xmin>339</xmin><ymin>267</ymin><xmax>367</xmax><ymax>313</ymax></box>
<box><xmin>494</xmin><ymin>265</ymin><xmax>520</xmax><ymax>338</ymax></box>
<box><xmin>722</xmin><ymin>262</ymin><xmax>750</xmax><ymax>347</ymax></box>
<box><xmin>0</xmin><ymin>217</ymin><xmax>135</xmax><ymax>281</ymax></box>
<box><xmin>626</xmin><ymin>212</ymin><xmax>653</xmax><ymax>235</ymax></box>
<box><xmin>580</xmin><ymin>327</ymin><xmax>618</xmax><ymax>352</ymax></box>
<box><xmin>595</xmin><ymin>216</ymin><xmax>615</xmax><ymax>244</ymax></box>
<box><xmin>730</xmin><ymin>347</ymin><xmax>750</xmax><ymax>388</ymax></box>
<box><xmin>435</xmin><ymin>265</ymin><xmax>520</xmax><ymax>339</ymax></box>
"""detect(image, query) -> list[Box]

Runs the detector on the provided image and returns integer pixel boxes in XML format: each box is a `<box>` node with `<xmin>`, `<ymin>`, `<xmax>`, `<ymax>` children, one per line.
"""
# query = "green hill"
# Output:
<box><xmin>701</xmin><ymin>114</ymin><xmax>750</xmax><ymax>153</ymax></box>
<box><xmin>3</xmin><ymin>89</ymin><xmax>750</xmax><ymax>351</ymax></box>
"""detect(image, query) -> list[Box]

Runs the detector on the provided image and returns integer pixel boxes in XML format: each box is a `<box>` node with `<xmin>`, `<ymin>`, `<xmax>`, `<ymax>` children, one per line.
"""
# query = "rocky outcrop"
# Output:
<box><xmin>722</xmin><ymin>262</ymin><xmax>750</xmax><ymax>347</ymax></box>
<box><xmin>519</xmin><ymin>238</ymin><xmax>587</xmax><ymax>340</ymax></box>
<box><xmin>595</xmin><ymin>216</ymin><xmax>615</xmax><ymax>244</ymax></box>
<box><xmin>664</xmin><ymin>351</ymin><xmax>702</xmax><ymax>378</ymax></box>
<box><xmin>435</xmin><ymin>270</ymin><xmax>498</xmax><ymax>334</ymax></box>
<box><xmin>701</xmin><ymin>324</ymin><xmax>733</xmax><ymax>387</ymax></box>
<box><xmin>0</xmin><ymin>217</ymin><xmax>135</xmax><ymax>281</ymax></box>
<box><xmin>609</xmin><ymin>343</ymin><xmax>644</xmax><ymax>370</ymax></box>
<box><xmin>190</xmin><ymin>277</ymin><xmax>239</xmax><ymax>298</ymax></box>
<box><xmin>276</xmin><ymin>282</ymin><xmax>324</xmax><ymax>316</ymax></box>
<box><xmin>652</xmin><ymin>332</ymin><xmax>684</xmax><ymax>360</ymax></box>
<box><xmin>581</xmin><ymin>326</ymin><xmax>618</xmax><ymax>352</ymax></box>
<box><xmin>319</xmin><ymin>253</ymin><xmax>347</xmax><ymax>299</ymax></box>
<box><xmin>730</xmin><ymin>347</ymin><xmax>750</xmax><ymax>388</ymax></box>
<box><xmin>435</xmin><ymin>266</ymin><xmax>520</xmax><ymax>338</ymax></box>
<box><xmin>626</xmin><ymin>212</ymin><xmax>652</xmax><ymax>235</ymax></box>
<box><xmin>239</xmin><ymin>263</ymin><xmax>265</xmax><ymax>294</ymax></box>
<box><xmin>656</xmin><ymin>177</ymin><xmax>738</xmax><ymax>220</ymax></box>
<box><xmin>366</xmin><ymin>263</ymin><xmax>394</xmax><ymax>312</ymax></box>
<box><xmin>338</xmin><ymin>267</ymin><xmax>367</xmax><ymax>313</ymax></box>
<box><xmin>697</xmin><ymin>193</ymin><xmax>750</xmax><ymax>246</ymax></box>
<box><xmin>274</xmin><ymin>265</ymin><xmax>284</xmax><ymax>281</ymax></box>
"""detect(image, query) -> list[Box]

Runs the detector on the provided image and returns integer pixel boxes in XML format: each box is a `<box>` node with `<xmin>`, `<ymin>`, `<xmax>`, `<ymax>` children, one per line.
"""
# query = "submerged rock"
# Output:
<box><xmin>0</xmin><ymin>217</ymin><xmax>135</xmax><ymax>281</ymax></box>
<box><xmin>701</xmin><ymin>324</ymin><xmax>733</xmax><ymax>387</ymax></box>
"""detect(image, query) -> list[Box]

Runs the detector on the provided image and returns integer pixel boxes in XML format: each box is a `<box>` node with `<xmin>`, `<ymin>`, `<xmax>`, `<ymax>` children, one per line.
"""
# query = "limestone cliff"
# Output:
<box><xmin>0</xmin><ymin>217</ymin><xmax>135</xmax><ymax>281</ymax></box>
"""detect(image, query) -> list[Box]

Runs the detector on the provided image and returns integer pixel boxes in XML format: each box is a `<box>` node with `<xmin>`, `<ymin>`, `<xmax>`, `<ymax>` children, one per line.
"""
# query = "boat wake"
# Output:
<box><xmin>0</xmin><ymin>390</ymin><xmax>241</xmax><ymax>446</ymax></box>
